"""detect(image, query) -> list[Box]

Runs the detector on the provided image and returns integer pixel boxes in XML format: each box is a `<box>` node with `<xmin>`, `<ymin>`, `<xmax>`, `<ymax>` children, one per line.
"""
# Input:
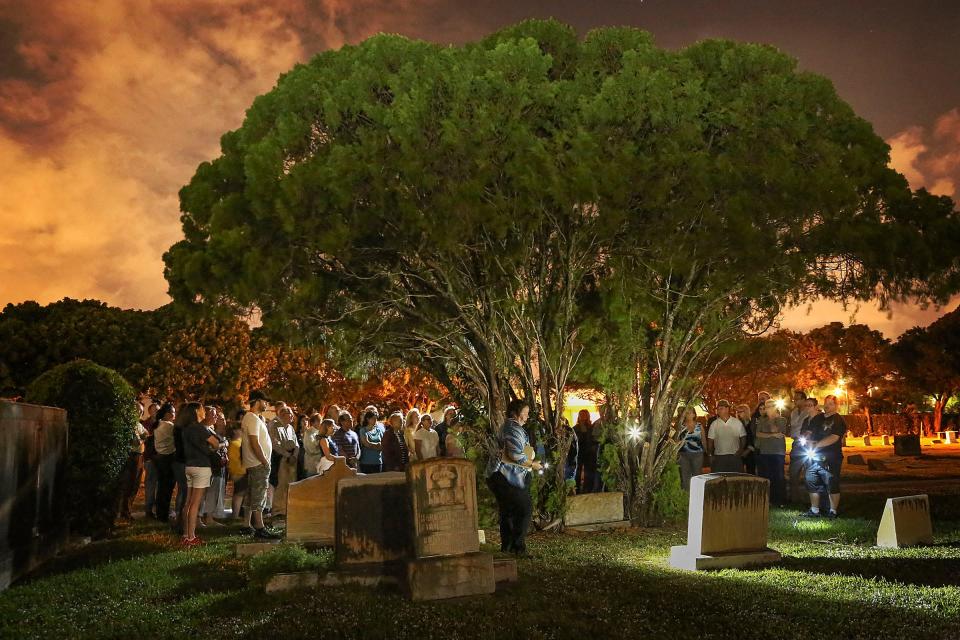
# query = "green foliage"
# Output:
<box><xmin>650</xmin><ymin>461</ymin><xmax>687</xmax><ymax>524</ymax></box>
<box><xmin>0</xmin><ymin>298</ymin><xmax>177</xmax><ymax>389</ymax></box>
<box><xmin>247</xmin><ymin>544</ymin><xmax>332</xmax><ymax>586</ymax></box>
<box><xmin>27</xmin><ymin>359</ymin><xmax>139</xmax><ymax>537</ymax></box>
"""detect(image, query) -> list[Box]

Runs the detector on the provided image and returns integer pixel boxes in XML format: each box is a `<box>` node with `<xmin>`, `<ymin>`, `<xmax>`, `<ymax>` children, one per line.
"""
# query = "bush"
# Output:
<box><xmin>27</xmin><ymin>359</ymin><xmax>139</xmax><ymax>537</ymax></box>
<box><xmin>247</xmin><ymin>545</ymin><xmax>333</xmax><ymax>586</ymax></box>
<box><xmin>651</xmin><ymin>460</ymin><xmax>688</xmax><ymax>524</ymax></box>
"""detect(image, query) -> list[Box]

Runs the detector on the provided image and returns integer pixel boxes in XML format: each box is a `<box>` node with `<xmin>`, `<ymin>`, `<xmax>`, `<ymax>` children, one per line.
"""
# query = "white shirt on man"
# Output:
<box><xmin>241</xmin><ymin>411</ymin><xmax>272</xmax><ymax>469</ymax></box>
<box><xmin>708</xmin><ymin>416</ymin><xmax>746</xmax><ymax>456</ymax></box>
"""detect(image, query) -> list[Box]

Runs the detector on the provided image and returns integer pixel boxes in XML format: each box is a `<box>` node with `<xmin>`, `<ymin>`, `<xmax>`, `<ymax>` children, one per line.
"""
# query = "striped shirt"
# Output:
<box><xmin>679</xmin><ymin>423</ymin><xmax>704</xmax><ymax>453</ymax></box>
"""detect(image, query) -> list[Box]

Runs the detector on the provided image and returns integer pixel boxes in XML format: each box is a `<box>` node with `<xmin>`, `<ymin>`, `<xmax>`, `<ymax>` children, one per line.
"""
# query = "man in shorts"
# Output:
<box><xmin>240</xmin><ymin>390</ymin><xmax>280</xmax><ymax>539</ymax></box>
<box><xmin>802</xmin><ymin>395</ymin><xmax>846</xmax><ymax>519</ymax></box>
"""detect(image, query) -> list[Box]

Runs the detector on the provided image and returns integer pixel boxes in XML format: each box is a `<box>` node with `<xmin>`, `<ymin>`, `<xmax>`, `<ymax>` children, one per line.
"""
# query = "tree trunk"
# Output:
<box><xmin>934</xmin><ymin>395</ymin><xmax>946</xmax><ymax>434</ymax></box>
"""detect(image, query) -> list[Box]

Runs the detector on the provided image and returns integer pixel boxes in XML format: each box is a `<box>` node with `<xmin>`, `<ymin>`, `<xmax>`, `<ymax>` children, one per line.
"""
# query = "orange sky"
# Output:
<box><xmin>1</xmin><ymin>0</ymin><xmax>958</xmax><ymax>338</ymax></box>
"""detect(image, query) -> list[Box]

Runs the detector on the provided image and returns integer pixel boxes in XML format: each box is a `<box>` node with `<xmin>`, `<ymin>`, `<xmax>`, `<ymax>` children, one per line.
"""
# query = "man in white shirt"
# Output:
<box><xmin>707</xmin><ymin>400</ymin><xmax>747</xmax><ymax>473</ymax></box>
<box><xmin>240</xmin><ymin>390</ymin><xmax>280</xmax><ymax>539</ymax></box>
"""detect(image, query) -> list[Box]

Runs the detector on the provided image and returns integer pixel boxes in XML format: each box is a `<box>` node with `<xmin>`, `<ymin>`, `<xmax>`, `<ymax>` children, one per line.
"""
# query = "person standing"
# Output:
<box><xmin>240</xmin><ymin>390</ymin><xmax>280</xmax><ymax>539</ymax></box>
<box><xmin>269</xmin><ymin>406</ymin><xmax>299</xmax><ymax>518</ymax></box>
<box><xmin>573</xmin><ymin>409</ymin><xmax>598</xmax><ymax>494</ymax></box>
<box><xmin>803</xmin><ymin>395</ymin><xmax>846</xmax><ymax>518</ymax></box>
<box><xmin>435</xmin><ymin>405</ymin><xmax>457</xmax><ymax>457</ymax></box>
<box><xmin>118</xmin><ymin>400</ymin><xmax>148</xmax><ymax>520</ymax></box>
<box><xmin>141</xmin><ymin>401</ymin><xmax>160</xmax><ymax>518</ymax></box>
<box><xmin>302</xmin><ymin>414</ymin><xmax>324</xmax><ymax>477</ymax></box>
<box><xmin>445</xmin><ymin>415</ymin><xmax>468</xmax><ymax>459</ymax></box>
<box><xmin>316</xmin><ymin>418</ymin><xmax>343</xmax><ymax>474</ymax></box>
<box><xmin>357</xmin><ymin>410</ymin><xmax>385</xmax><ymax>473</ymax></box>
<box><xmin>403</xmin><ymin>409</ymin><xmax>421</xmax><ymax>462</ymax></box>
<box><xmin>200</xmin><ymin>406</ymin><xmax>228</xmax><ymax>526</ymax></box>
<box><xmin>382</xmin><ymin>412</ymin><xmax>410</xmax><ymax>472</ymax></box>
<box><xmin>707</xmin><ymin>400</ymin><xmax>747</xmax><ymax>473</ymax></box>
<box><xmin>485</xmin><ymin>399</ymin><xmax>541</xmax><ymax>557</ymax></box>
<box><xmin>787</xmin><ymin>390</ymin><xmax>809</xmax><ymax>503</ymax></box>
<box><xmin>226</xmin><ymin>424</ymin><xmax>247</xmax><ymax>521</ymax></box>
<box><xmin>179</xmin><ymin>403</ymin><xmax>222</xmax><ymax>546</ymax></box>
<box><xmin>331</xmin><ymin>411</ymin><xmax>361</xmax><ymax>469</ymax></box>
<box><xmin>736</xmin><ymin>404</ymin><xmax>757</xmax><ymax>475</ymax></box>
<box><xmin>676</xmin><ymin>407</ymin><xmax>705</xmax><ymax>491</ymax></box>
<box><xmin>152</xmin><ymin>403</ymin><xmax>177</xmax><ymax>522</ymax></box>
<box><xmin>754</xmin><ymin>398</ymin><xmax>789</xmax><ymax>506</ymax></box>
<box><xmin>413</xmin><ymin>413</ymin><xmax>440</xmax><ymax>460</ymax></box>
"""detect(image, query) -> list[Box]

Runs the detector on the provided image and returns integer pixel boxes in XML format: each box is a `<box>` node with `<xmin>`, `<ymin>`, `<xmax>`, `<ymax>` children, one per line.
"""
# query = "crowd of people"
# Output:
<box><xmin>676</xmin><ymin>390</ymin><xmax>847</xmax><ymax>518</ymax></box>
<box><xmin>122</xmin><ymin>390</ymin><xmax>467</xmax><ymax>547</ymax></box>
<box><xmin>117</xmin><ymin>387</ymin><xmax>846</xmax><ymax>551</ymax></box>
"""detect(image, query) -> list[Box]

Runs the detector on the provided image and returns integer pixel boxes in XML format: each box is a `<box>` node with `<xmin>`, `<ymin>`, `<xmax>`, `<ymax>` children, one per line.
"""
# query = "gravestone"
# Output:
<box><xmin>846</xmin><ymin>454</ymin><xmax>867</xmax><ymax>465</ymax></box>
<box><xmin>877</xmin><ymin>494</ymin><xmax>933</xmax><ymax>548</ymax></box>
<box><xmin>669</xmin><ymin>473</ymin><xmax>781</xmax><ymax>571</ymax></box>
<box><xmin>945</xmin><ymin>431</ymin><xmax>958</xmax><ymax>444</ymax></box>
<box><xmin>862</xmin><ymin>435</ymin><xmax>872</xmax><ymax>446</ymax></box>
<box><xmin>334</xmin><ymin>472</ymin><xmax>412</xmax><ymax>577</ymax></box>
<box><xmin>867</xmin><ymin>458</ymin><xmax>887</xmax><ymax>471</ymax></box>
<box><xmin>564</xmin><ymin>492</ymin><xmax>629</xmax><ymax>530</ymax></box>
<box><xmin>882</xmin><ymin>435</ymin><xmax>891</xmax><ymax>446</ymax></box>
<box><xmin>894</xmin><ymin>434</ymin><xmax>922</xmax><ymax>456</ymax></box>
<box><xmin>285</xmin><ymin>459</ymin><xmax>356</xmax><ymax>545</ymax></box>
<box><xmin>405</xmin><ymin>458</ymin><xmax>495</xmax><ymax>600</ymax></box>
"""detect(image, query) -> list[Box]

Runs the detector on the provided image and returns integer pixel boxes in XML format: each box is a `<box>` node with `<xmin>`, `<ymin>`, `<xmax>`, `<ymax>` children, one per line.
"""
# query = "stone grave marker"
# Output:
<box><xmin>946</xmin><ymin>431</ymin><xmax>958</xmax><ymax>444</ymax></box>
<box><xmin>862</xmin><ymin>435</ymin><xmax>872</xmax><ymax>446</ymax></box>
<box><xmin>564</xmin><ymin>492</ymin><xmax>630</xmax><ymax>530</ymax></box>
<box><xmin>285</xmin><ymin>458</ymin><xmax>357</xmax><ymax>545</ymax></box>
<box><xmin>405</xmin><ymin>458</ymin><xmax>495</xmax><ymax>600</ymax></box>
<box><xmin>877</xmin><ymin>494</ymin><xmax>934</xmax><ymax>548</ymax></box>
<box><xmin>882</xmin><ymin>435</ymin><xmax>891</xmax><ymax>446</ymax></box>
<box><xmin>847</xmin><ymin>454</ymin><xmax>867</xmax><ymax>465</ymax></box>
<box><xmin>867</xmin><ymin>458</ymin><xmax>887</xmax><ymax>471</ymax></box>
<box><xmin>894</xmin><ymin>434</ymin><xmax>922</xmax><ymax>456</ymax></box>
<box><xmin>334</xmin><ymin>472</ymin><xmax>412</xmax><ymax>574</ymax></box>
<box><xmin>669</xmin><ymin>473</ymin><xmax>781</xmax><ymax>571</ymax></box>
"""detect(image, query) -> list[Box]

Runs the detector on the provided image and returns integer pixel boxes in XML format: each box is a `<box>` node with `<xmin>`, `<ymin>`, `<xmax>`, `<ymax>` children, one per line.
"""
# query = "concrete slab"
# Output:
<box><xmin>669</xmin><ymin>545</ymin><xmax>782</xmax><ymax>571</ymax></box>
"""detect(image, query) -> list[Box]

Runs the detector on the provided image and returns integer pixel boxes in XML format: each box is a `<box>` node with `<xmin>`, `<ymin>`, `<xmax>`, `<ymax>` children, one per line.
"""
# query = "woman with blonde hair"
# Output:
<box><xmin>315</xmin><ymin>418</ymin><xmax>343</xmax><ymax>474</ymax></box>
<box><xmin>403</xmin><ymin>408</ymin><xmax>421</xmax><ymax>462</ymax></box>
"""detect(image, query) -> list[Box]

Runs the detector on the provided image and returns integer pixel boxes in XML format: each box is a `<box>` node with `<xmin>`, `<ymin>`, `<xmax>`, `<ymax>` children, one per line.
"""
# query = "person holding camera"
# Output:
<box><xmin>485</xmin><ymin>399</ymin><xmax>542</xmax><ymax>558</ymax></box>
<box><xmin>802</xmin><ymin>395</ymin><xmax>846</xmax><ymax>518</ymax></box>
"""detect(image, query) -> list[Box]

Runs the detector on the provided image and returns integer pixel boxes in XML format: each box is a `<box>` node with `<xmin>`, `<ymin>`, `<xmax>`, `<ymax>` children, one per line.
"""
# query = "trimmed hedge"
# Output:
<box><xmin>28</xmin><ymin>359</ymin><xmax>139</xmax><ymax>537</ymax></box>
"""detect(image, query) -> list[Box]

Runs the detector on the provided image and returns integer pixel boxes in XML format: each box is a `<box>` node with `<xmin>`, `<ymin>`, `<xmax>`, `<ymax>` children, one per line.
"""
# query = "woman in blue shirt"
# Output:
<box><xmin>357</xmin><ymin>410</ymin><xmax>385</xmax><ymax>474</ymax></box>
<box><xmin>485</xmin><ymin>399</ymin><xmax>542</xmax><ymax>557</ymax></box>
<box><xmin>676</xmin><ymin>407</ymin><xmax>705</xmax><ymax>491</ymax></box>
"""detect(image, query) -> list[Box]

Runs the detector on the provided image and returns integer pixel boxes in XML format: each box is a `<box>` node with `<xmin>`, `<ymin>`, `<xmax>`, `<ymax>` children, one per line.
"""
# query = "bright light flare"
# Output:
<box><xmin>627</xmin><ymin>426</ymin><xmax>642</xmax><ymax>441</ymax></box>
<box><xmin>833</xmin><ymin>387</ymin><xmax>844</xmax><ymax>397</ymax></box>
<box><xmin>775</xmin><ymin>398</ymin><xmax>786</xmax><ymax>411</ymax></box>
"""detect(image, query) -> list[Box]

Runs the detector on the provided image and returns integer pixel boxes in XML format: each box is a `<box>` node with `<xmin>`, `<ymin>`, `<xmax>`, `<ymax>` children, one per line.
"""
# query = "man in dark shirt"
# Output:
<box><xmin>802</xmin><ymin>395</ymin><xmax>846</xmax><ymax>518</ymax></box>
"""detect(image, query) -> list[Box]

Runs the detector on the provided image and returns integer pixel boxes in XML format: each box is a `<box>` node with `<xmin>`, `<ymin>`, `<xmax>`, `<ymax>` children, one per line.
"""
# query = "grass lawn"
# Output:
<box><xmin>2</xmin><ymin>489</ymin><xmax>960</xmax><ymax>640</ymax></box>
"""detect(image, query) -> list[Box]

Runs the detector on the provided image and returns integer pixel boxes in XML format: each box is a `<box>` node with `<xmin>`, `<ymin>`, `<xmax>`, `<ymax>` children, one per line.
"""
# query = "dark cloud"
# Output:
<box><xmin>0</xmin><ymin>0</ymin><xmax>956</xmax><ymax>337</ymax></box>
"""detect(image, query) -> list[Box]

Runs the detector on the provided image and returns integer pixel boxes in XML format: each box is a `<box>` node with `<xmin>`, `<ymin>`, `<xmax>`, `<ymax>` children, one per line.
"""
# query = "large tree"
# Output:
<box><xmin>166</xmin><ymin>20</ymin><xmax>960</xmax><ymax>523</ymax></box>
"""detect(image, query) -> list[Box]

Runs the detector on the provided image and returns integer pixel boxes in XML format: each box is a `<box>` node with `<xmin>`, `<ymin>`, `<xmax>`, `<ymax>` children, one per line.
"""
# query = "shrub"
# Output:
<box><xmin>247</xmin><ymin>545</ymin><xmax>333</xmax><ymax>586</ymax></box>
<box><xmin>651</xmin><ymin>460</ymin><xmax>688</xmax><ymax>524</ymax></box>
<box><xmin>27</xmin><ymin>359</ymin><xmax>139</xmax><ymax>537</ymax></box>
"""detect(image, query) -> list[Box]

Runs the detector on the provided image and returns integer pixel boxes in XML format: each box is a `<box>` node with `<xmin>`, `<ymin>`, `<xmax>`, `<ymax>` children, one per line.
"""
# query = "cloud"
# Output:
<box><xmin>0</xmin><ymin>0</ymin><xmax>439</xmax><ymax>309</ymax></box>
<box><xmin>887</xmin><ymin>107</ymin><xmax>960</xmax><ymax>200</ymax></box>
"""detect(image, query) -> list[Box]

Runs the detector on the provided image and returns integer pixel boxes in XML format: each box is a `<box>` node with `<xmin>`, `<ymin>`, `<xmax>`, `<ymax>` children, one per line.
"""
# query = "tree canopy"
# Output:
<box><xmin>165</xmin><ymin>19</ymin><xmax>960</xmax><ymax>521</ymax></box>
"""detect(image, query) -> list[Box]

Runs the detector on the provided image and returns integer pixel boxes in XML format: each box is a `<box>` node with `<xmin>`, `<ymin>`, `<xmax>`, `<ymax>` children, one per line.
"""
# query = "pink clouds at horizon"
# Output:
<box><xmin>0</xmin><ymin>2</ymin><xmax>957</xmax><ymax>339</ymax></box>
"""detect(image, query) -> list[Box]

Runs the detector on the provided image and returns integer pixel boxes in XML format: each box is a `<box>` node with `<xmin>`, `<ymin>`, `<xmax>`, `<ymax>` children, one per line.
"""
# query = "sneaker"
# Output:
<box><xmin>254</xmin><ymin>527</ymin><xmax>282</xmax><ymax>540</ymax></box>
<box><xmin>824</xmin><ymin>510</ymin><xmax>839</xmax><ymax>519</ymax></box>
<box><xmin>800</xmin><ymin>509</ymin><xmax>821</xmax><ymax>518</ymax></box>
<box><xmin>238</xmin><ymin>526</ymin><xmax>255</xmax><ymax>536</ymax></box>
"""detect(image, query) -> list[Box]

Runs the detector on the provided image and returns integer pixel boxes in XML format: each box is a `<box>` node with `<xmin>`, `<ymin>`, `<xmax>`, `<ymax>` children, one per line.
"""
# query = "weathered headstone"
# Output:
<box><xmin>894</xmin><ymin>434</ymin><xmax>922</xmax><ymax>456</ymax></box>
<box><xmin>877</xmin><ymin>494</ymin><xmax>933</xmax><ymax>548</ymax></box>
<box><xmin>408</xmin><ymin>458</ymin><xmax>479</xmax><ymax>557</ymax></box>
<box><xmin>264</xmin><ymin>571</ymin><xmax>319</xmax><ymax>593</ymax></box>
<box><xmin>564</xmin><ymin>492</ymin><xmax>629</xmax><ymax>530</ymax></box>
<box><xmin>285</xmin><ymin>458</ymin><xmax>356</xmax><ymax>545</ymax></box>
<box><xmin>882</xmin><ymin>435</ymin><xmax>891</xmax><ymax>446</ymax></box>
<box><xmin>846</xmin><ymin>454</ymin><xmax>867</xmax><ymax>465</ymax></box>
<box><xmin>405</xmin><ymin>458</ymin><xmax>495</xmax><ymax>600</ymax></box>
<box><xmin>335</xmin><ymin>472</ymin><xmax>412</xmax><ymax>573</ymax></box>
<box><xmin>945</xmin><ymin>431</ymin><xmax>958</xmax><ymax>444</ymax></box>
<box><xmin>669</xmin><ymin>473</ymin><xmax>781</xmax><ymax>571</ymax></box>
<box><xmin>867</xmin><ymin>458</ymin><xmax>887</xmax><ymax>471</ymax></box>
<box><xmin>862</xmin><ymin>435</ymin><xmax>872</xmax><ymax>446</ymax></box>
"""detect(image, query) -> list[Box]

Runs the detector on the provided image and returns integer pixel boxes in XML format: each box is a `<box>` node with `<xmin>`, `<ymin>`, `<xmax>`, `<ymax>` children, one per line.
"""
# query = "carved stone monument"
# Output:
<box><xmin>285</xmin><ymin>459</ymin><xmax>356</xmax><ymax>545</ymax></box>
<box><xmin>405</xmin><ymin>458</ymin><xmax>495</xmax><ymax>600</ymax></box>
<box><xmin>669</xmin><ymin>473</ymin><xmax>781</xmax><ymax>571</ymax></box>
<box><xmin>877</xmin><ymin>494</ymin><xmax>934</xmax><ymax>548</ymax></box>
